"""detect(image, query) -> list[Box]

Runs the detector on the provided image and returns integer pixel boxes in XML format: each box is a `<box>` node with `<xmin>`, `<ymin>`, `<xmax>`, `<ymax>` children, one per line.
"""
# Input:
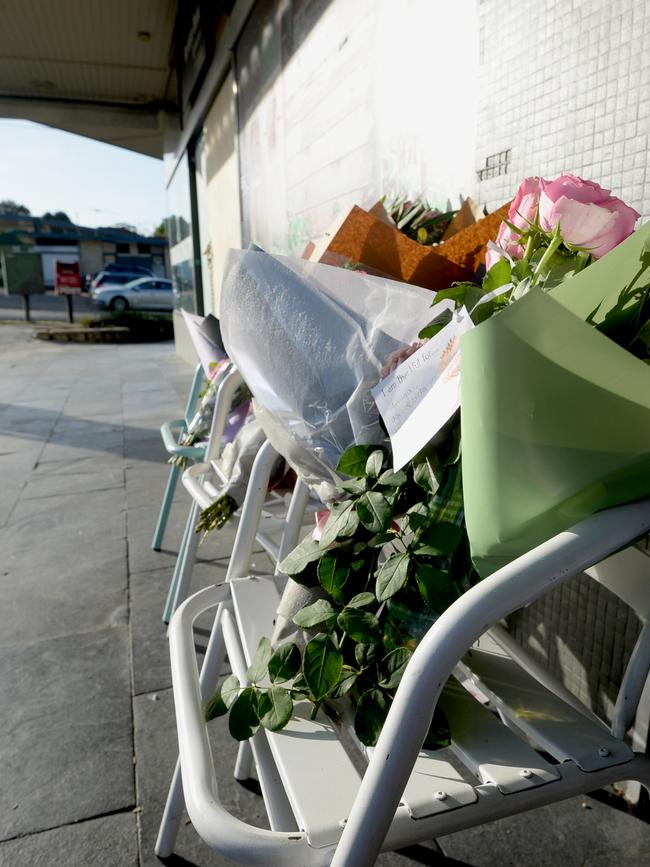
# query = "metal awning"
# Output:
<box><xmin>0</xmin><ymin>0</ymin><xmax>179</xmax><ymax>158</ymax></box>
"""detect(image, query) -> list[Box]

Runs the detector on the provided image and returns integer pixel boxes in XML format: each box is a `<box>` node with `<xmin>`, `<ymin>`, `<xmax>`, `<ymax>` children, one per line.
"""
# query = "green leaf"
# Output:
<box><xmin>337</xmin><ymin>445</ymin><xmax>377</xmax><ymax>477</ymax></box>
<box><xmin>378</xmin><ymin>468</ymin><xmax>407</xmax><ymax>487</ymax></box>
<box><xmin>331</xmin><ymin>668</ymin><xmax>358</xmax><ymax>698</ymax></box>
<box><xmin>339</xmin><ymin>476</ymin><xmax>368</xmax><ymax>494</ymax></box>
<box><xmin>357</xmin><ymin>491</ymin><xmax>392</xmax><ymax>534</ymax></box>
<box><xmin>443</xmin><ymin>425</ymin><xmax>462</xmax><ymax>465</ymax></box>
<box><xmin>246</xmin><ymin>637</ymin><xmax>272</xmax><ymax>684</ymax></box>
<box><xmin>268</xmin><ymin>643</ymin><xmax>301</xmax><ymax>683</ymax></box>
<box><xmin>228</xmin><ymin>688</ymin><xmax>260</xmax><ymax>741</ymax></box>
<box><xmin>483</xmin><ymin>256</ymin><xmax>512</xmax><ymax>293</ymax></box>
<box><xmin>279</xmin><ymin>536</ymin><xmax>322</xmax><ymax>576</ymax></box>
<box><xmin>204</xmin><ymin>673</ymin><xmax>240</xmax><ymax>721</ymax></box>
<box><xmin>376</xmin><ymin>552</ymin><xmax>410</xmax><ymax>601</ymax></box>
<box><xmin>415</xmin><ymin>563</ymin><xmax>459</xmax><ymax>612</ymax></box>
<box><xmin>423</xmin><ymin>706</ymin><xmax>451</xmax><ymax>750</ymax></box>
<box><xmin>348</xmin><ymin>591</ymin><xmax>376</xmax><ymax>608</ymax></box>
<box><xmin>365</xmin><ymin>450</ymin><xmax>384</xmax><ymax>478</ymax></box>
<box><xmin>433</xmin><ymin>282</ymin><xmax>477</xmax><ymax>305</ymax></box>
<box><xmin>512</xmin><ymin>259</ymin><xmax>533</xmax><ymax>282</ymax></box>
<box><xmin>418</xmin><ymin>308</ymin><xmax>453</xmax><ymax>340</ymax></box>
<box><xmin>405</xmin><ymin>502</ymin><xmax>429</xmax><ymax>532</ymax></box>
<box><xmin>379</xmin><ymin>647</ymin><xmax>412</xmax><ymax>689</ymax></box>
<box><xmin>413</xmin><ymin>456</ymin><xmax>441</xmax><ymax>494</ymax></box>
<box><xmin>320</xmin><ymin>501</ymin><xmax>359</xmax><ymax>547</ymax></box>
<box><xmin>637</xmin><ymin>318</ymin><xmax>650</xmax><ymax>351</ymax></box>
<box><xmin>258</xmin><ymin>687</ymin><xmax>294</xmax><ymax>731</ymax></box>
<box><xmin>317</xmin><ymin>551</ymin><xmax>350</xmax><ymax>601</ymax></box>
<box><xmin>417</xmin><ymin>522</ymin><xmax>463</xmax><ymax>555</ymax></box>
<box><xmin>354</xmin><ymin>689</ymin><xmax>390</xmax><ymax>746</ymax></box>
<box><xmin>303</xmin><ymin>634</ymin><xmax>343</xmax><ymax>701</ymax></box>
<box><xmin>369</xmin><ymin>530</ymin><xmax>398</xmax><ymax>548</ymax></box>
<box><xmin>290</xmin><ymin>674</ymin><xmax>310</xmax><ymax>699</ymax></box>
<box><xmin>293</xmin><ymin>599</ymin><xmax>338</xmax><ymax>629</ymax></box>
<box><xmin>355</xmin><ymin>642</ymin><xmax>378</xmax><ymax>667</ymax></box>
<box><xmin>337</xmin><ymin>608</ymin><xmax>382</xmax><ymax>645</ymax></box>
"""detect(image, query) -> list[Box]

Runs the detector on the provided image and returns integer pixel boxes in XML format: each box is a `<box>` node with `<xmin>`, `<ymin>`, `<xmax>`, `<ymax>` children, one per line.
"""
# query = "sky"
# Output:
<box><xmin>0</xmin><ymin>120</ymin><xmax>167</xmax><ymax>235</ymax></box>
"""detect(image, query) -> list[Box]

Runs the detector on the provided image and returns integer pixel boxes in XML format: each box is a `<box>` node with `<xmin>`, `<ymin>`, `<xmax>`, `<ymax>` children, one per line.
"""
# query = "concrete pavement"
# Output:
<box><xmin>0</xmin><ymin>323</ymin><xmax>649</xmax><ymax>866</ymax></box>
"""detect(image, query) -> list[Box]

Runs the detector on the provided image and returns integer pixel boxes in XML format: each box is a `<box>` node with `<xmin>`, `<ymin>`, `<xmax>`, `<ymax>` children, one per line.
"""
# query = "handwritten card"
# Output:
<box><xmin>372</xmin><ymin>309</ymin><xmax>473</xmax><ymax>470</ymax></box>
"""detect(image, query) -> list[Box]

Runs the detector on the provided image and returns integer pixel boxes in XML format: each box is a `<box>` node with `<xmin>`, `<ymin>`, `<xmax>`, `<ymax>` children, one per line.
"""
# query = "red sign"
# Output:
<box><xmin>54</xmin><ymin>260</ymin><xmax>82</xmax><ymax>295</ymax></box>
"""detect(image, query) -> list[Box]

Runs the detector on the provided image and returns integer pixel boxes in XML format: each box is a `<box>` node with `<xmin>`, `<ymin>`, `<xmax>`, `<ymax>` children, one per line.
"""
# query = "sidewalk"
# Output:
<box><xmin>0</xmin><ymin>323</ymin><xmax>648</xmax><ymax>867</ymax></box>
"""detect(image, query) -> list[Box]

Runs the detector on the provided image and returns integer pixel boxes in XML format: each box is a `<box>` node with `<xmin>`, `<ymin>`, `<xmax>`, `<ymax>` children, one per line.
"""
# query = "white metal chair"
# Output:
<box><xmin>157</xmin><ymin>438</ymin><xmax>650</xmax><ymax>864</ymax></box>
<box><xmin>156</xmin><ymin>439</ymin><xmax>312</xmax><ymax>855</ymax></box>
<box><xmin>162</xmin><ymin>364</ymin><xmax>245</xmax><ymax>623</ymax></box>
<box><xmin>163</xmin><ymin>365</ymin><xmax>306</xmax><ymax>624</ymax></box>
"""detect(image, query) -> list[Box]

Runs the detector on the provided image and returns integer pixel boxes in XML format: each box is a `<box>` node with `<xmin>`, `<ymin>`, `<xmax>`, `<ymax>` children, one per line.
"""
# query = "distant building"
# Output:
<box><xmin>0</xmin><ymin>213</ymin><xmax>169</xmax><ymax>288</ymax></box>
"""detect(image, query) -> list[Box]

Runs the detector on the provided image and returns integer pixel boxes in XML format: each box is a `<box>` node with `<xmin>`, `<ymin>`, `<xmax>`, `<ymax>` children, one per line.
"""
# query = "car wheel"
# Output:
<box><xmin>110</xmin><ymin>296</ymin><xmax>128</xmax><ymax>312</ymax></box>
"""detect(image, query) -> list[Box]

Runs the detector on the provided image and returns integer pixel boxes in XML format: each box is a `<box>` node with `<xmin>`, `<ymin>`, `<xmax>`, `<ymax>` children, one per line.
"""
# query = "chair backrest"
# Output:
<box><xmin>183</xmin><ymin>363</ymin><xmax>205</xmax><ymax>425</ymax></box>
<box><xmin>204</xmin><ymin>364</ymin><xmax>243</xmax><ymax>464</ymax></box>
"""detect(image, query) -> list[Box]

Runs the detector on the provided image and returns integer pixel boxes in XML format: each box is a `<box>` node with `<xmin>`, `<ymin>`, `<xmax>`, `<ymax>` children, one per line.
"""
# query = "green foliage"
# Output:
<box><xmin>0</xmin><ymin>199</ymin><xmax>30</xmax><ymax>215</ymax></box>
<box><xmin>384</xmin><ymin>195</ymin><xmax>457</xmax><ymax>246</ymax></box>
<box><xmin>83</xmin><ymin>310</ymin><xmax>174</xmax><ymax>342</ymax></box>
<box><xmin>205</xmin><ymin>428</ymin><xmax>471</xmax><ymax>748</ymax></box>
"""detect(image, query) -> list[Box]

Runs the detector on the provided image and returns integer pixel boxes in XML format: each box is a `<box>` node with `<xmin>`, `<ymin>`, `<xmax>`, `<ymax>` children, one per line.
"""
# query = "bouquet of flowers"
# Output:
<box><xmin>206</xmin><ymin>173</ymin><xmax>650</xmax><ymax>751</ymax></box>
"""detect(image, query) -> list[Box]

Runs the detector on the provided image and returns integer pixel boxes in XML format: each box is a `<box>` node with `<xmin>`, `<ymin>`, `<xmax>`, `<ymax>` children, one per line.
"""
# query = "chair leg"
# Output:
<box><xmin>154</xmin><ymin>759</ymin><xmax>184</xmax><ymax>858</ymax></box>
<box><xmin>152</xmin><ymin>463</ymin><xmax>180</xmax><ymax>551</ymax></box>
<box><xmin>234</xmin><ymin>741</ymin><xmax>253</xmax><ymax>781</ymax></box>
<box><xmin>163</xmin><ymin>501</ymin><xmax>195</xmax><ymax>624</ymax></box>
<box><xmin>166</xmin><ymin>500</ymin><xmax>201</xmax><ymax>623</ymax></box>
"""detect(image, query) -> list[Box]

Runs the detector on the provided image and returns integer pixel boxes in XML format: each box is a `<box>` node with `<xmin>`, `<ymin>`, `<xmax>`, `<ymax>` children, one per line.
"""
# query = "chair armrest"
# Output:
<box><xmin>181</xmin><ymin>463</ymin><xmax>216</xmax><ymax>511</ymax></box>
<box><xmin>168</xmin><ymin>585</ymin><xmax>323</xmax><ymax>866</ymax></box>
<box><xmin>161</xmin><ymin>420</ymin><xmax>206</xmax><ymax>459</ymax></box>
<box><xmin>160</xmin><ymin>419</ymin><xmax>186</xmax><ymax>449</ymax></box>
<box><xmin>332</xmin><ymin>497</ymin><xmax>650</xmax><ymax>867</ymax></box>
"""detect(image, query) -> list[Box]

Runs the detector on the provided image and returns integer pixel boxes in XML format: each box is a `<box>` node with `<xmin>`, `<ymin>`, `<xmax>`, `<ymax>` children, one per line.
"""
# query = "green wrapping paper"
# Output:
<box><xmin>461</xmin><ymin>288</ymin><xmax>650</xmax><ymax>577</ymax></box>
<box><xmin>549</xmin><ymin>218</ymin><xmax>650</xmax><ymax>324</ymax></box>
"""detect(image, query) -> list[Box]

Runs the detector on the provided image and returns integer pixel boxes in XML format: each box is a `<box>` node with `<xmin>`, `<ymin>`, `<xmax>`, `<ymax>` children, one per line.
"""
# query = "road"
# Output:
<box><xmin>0</xmin><ymin>292</ymin><xmax>97</xmax><ymax>322</ymax></box>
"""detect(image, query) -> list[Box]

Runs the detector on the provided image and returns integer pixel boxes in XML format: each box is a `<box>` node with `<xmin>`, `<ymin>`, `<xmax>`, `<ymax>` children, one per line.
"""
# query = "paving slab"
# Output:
<box><xmin>0</xmin><ymin>812</ymin><xmax>139</xmax><ymax>867</ymax></box>
<box><xmin>21</xmin><ymin>464</ymin><xmax>123</xmax><ymax>499</ymax></box>
<box><xmin>130</xmin><ymin>561</ymin><xmax>230</xmax><ymax>696</ymax></box>
<box><xmin>0</xmin><ymin>449</ymin><xmax>40</xmax><ymax>482</ymax></box>
<box><xmin>0</xmin><ymin>431</ymin><xmax>47</xmax><ymax>455</ymax></box>
<box><xmin>0</xmin><ymin>481</ymin><xmax>23</xmax><ymax>528</ymax></box>
<box><xmin>38</xmin><ymin>438</ymin><xmax>123</xmax><ymax>464</ymax></box>
<box><xmin>5</xmin><ymin>486</ymin><xmax>126</xmax><ymax>543</ymax></box>
<box><xmin>126</xmin><ymin>501</ymin><xmax>188</xmax><ymax>542</ymax></box>
<box><xmin>0</xmin><ymin>626</ymin><xmax>134</xmax><ymax>840</ymax></box>
<box><xmin>123</xmin><ymin>437</ymin><xmax>169</xmax><ymax>465</ymax></box>
<box><xmin>441</xmin><ymin>796</ymin><xmax>650</xmax><ymax>865</ymax></box>
<box><xmin>0</xmin><ymin>533</ymin><xmax>127</xmax><ymax>648</ymax></box>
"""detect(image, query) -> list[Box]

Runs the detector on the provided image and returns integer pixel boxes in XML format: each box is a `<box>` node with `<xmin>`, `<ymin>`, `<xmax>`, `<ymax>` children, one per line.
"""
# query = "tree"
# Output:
<box><xmin>154</xmin><ymin>219</ymin><xmax>167</xmax><ymax>237</ymax></box>
<box><xmin>42</xmin><ymin>210</ymin><xmax>72</xmax><ymax>222</ymax></box>
<box><xmin>0</xmin><ymin>200</ymin><xmax>30</xmax><ymax>215</ymax></box>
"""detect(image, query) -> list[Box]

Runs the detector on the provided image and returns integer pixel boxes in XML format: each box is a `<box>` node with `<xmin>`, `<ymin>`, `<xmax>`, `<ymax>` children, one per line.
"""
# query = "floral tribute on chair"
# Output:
<box><xmin>207</xmin><ymin>174</ymin><xmax>650</xmax><ymax>751</ymax></box>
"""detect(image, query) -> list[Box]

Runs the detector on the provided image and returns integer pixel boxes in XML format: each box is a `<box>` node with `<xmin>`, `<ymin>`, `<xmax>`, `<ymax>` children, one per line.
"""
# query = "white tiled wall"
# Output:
<box><xmin>475</xmin><ymin>0</ymin><xmax>650</xmax><ymax>219</ymax></box>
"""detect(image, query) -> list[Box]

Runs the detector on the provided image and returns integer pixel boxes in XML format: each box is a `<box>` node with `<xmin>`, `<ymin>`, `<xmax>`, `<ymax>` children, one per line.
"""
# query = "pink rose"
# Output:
<box><xmin>538</xmin><ymin>173</ymin><xmax>639</xmax><ymax>258</ymax></box>
<box><xmin>486</xmin><ymin>177</ymin><xmax>543</xmax><ymax>269</ymax></box>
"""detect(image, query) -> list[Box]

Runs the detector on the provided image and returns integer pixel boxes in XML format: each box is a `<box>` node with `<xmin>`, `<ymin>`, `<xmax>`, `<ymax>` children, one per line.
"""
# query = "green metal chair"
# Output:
<box><xmin>152</xmin><ymin>363</ymin><xmax>206</xmax><ymax>551</ymax></box>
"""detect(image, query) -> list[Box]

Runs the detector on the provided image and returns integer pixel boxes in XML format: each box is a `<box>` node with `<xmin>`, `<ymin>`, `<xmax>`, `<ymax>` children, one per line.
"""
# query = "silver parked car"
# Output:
<box><xmin>91</xmin><ymin>277</ymin><xmax>174</xmax><ymax>312</ymax></box>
